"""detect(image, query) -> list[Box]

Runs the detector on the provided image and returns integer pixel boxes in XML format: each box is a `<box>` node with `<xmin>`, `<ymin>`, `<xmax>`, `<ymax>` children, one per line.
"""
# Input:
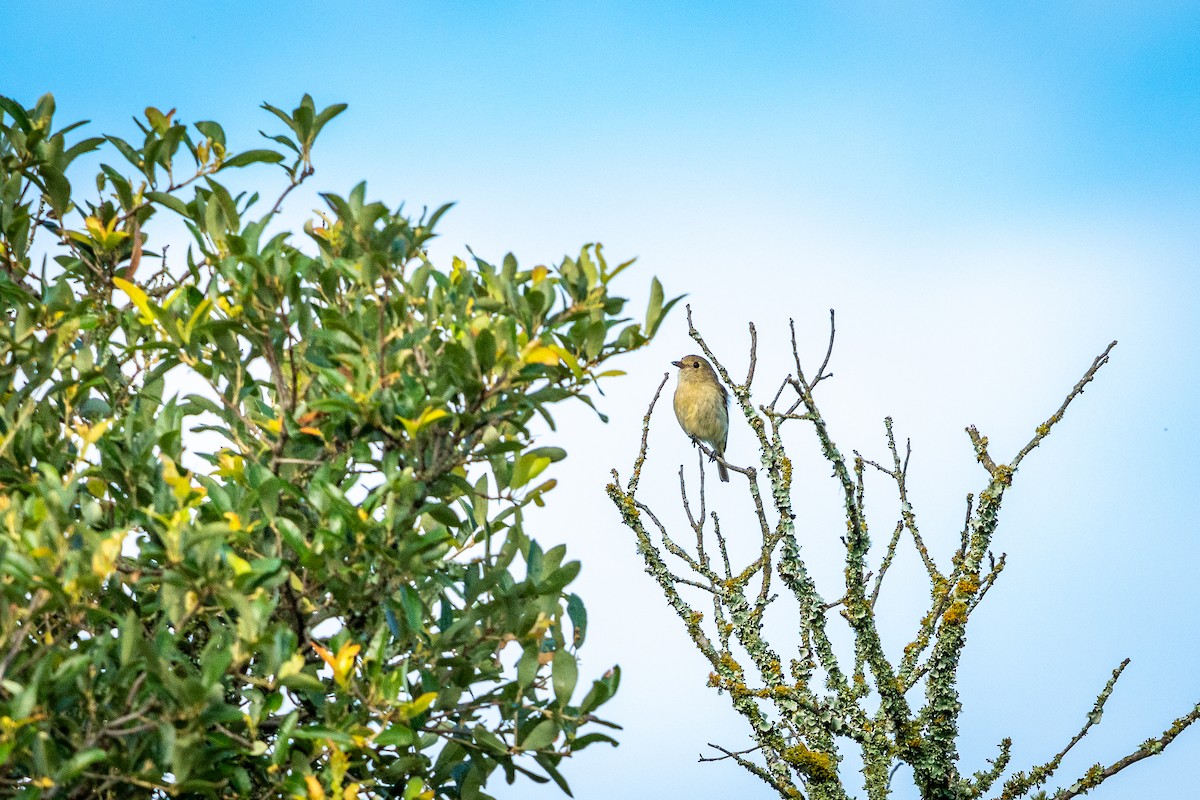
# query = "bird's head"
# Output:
<box><xmin>672</xmin><ymin>355</ymin><xmax>717</xmax><ymax>383</ymax></box>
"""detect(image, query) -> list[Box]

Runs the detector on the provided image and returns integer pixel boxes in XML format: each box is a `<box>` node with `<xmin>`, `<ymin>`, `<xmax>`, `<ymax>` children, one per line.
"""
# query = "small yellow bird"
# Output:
<box><xmin>672</xmin><ymin>355</ymin><xmax>730</xmax><ymax>482</ymax></box>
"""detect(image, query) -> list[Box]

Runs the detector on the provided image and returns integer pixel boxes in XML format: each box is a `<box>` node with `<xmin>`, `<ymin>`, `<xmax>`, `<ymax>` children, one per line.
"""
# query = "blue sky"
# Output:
<box><xmin>5</xmin><ymin>3</ymin><xmax>1200</xmax><ymax>798</ymax></box>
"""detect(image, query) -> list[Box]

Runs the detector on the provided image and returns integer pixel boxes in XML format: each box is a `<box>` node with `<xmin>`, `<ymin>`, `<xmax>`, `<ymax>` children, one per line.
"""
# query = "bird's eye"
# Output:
<box><xmin>692</xmin><ymin>362</ymin><xmax>700</xmax><ymax>368</ymax></box>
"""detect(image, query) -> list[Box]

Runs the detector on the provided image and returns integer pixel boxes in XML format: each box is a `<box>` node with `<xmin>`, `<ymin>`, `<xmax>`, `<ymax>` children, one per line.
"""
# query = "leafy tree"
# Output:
<box><xmin>609</xmin><ymin>308</ymin><xmax>1199</xmax><ymax>800</ymax></box>
<box><xmin>0</xmin><ymin>93</ymin><xmax>677</xmax><ymax>798</ymax></box>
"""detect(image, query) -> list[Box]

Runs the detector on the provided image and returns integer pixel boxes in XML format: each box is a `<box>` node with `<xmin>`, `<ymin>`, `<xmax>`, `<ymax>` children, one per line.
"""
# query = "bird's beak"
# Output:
<box><xmin>671</xmin><ymin>360</ymin><xmax>684</xmax><ymax>368</ymax></box>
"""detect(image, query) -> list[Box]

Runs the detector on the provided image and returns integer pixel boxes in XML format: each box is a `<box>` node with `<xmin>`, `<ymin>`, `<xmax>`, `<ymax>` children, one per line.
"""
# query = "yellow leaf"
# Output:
<box><xmin>224</xmin><ymin>511</ymin><xmax>243</xmax><ymax>532</ymax></box>
<box><xmin>215</xmin><ymin>451</ymin><xmax>244</xmax><ymax>478</ymax></box>
<box><xmin>398</xmin><ymin>407</ymin><xmax>450</xmax><ymax>438</ymax></box>
<box><xmin>112</xmin><ymin>276</ymin><xmax>155</xmax><ymax>324</ymax></box>
<box><xmin>278</xmin><ymin>652</ymin><xmax>306</xmax><ymax>681</ymax></box>
<box><xmin>305</xmin><ymin>775</ymin><xmax>326</xmax><ymax>800</ymax></box>
<box><xmin>225</xmin><ymin>550</ymin><xmax>252</xmax><ymax>575</ymax></box>
<box><xmin>161</xmin><ymin>457</ymin><xmax>197</xmax><ymax>504</ymax></box>
<box><xmin>328</xmin><ymin>744</ymin><xmax>349</xmax><ymax>791</ymax></box>
<box><xmin>312</xmin><ymin>641</ymin><xmax>361</xmax><ymax>688</ymax></box>
<box><xmin>397</xmin><ymin>691</ymin><xmax>438</xmax><ymax>721</ymax></box>
<box><xmin>91</xmin><ymin>531</ymin><xmax>127</xmax><ymax>579</ymax></box>
<box><xmin>80</xmin><ymin>418</ymin><xmax>110</xmax><ymax>445</ymax></box>
<box><xmin>532</xmin><ymin>265</ymin><xmax>549</xmax><ymax>283</ymax></box>
<box><xmin>524</xmin><ymin>345</ymin><xmax>560</xmax><ymax>367</ymax></box>
<box><xmin>82</xmin><ymin>215</ymin><xmax>129</xmax><ymax>250</ymax></box>
<box><xmin>84</xmin><ymin>216</ymin><xmax>106</xmax><ymax>240</ymax></box>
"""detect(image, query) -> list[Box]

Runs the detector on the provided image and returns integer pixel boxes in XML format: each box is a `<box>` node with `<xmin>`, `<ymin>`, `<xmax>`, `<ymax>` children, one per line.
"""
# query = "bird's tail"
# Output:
<box><xmin>717</xmin><ymin>461</ymin><xmax>729</xmax><ymax>482</ymax></box>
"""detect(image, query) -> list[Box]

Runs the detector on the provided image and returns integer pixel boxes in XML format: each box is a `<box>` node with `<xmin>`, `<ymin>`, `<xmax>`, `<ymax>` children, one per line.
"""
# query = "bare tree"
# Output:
<box><xmin>607</xmin><ymin>307</ymin><xmax>1199</xmax><ymax>800</ymax></box>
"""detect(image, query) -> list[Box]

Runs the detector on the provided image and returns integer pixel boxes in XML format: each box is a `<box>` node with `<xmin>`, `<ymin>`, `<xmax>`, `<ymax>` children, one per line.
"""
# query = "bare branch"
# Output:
<box><xmin>700</xmin><ymin>743</ymin><xmax>800</xmax><ymax>798</ymax></box>
<box><xmin>869</xmin><ymin>520</ymin><xmax>905</xmax><ymax>608</ymax></box>
<box><xmin>1050</xmin><ymin>695</ymin><xmax>1200</xmax><ymax>799</ymax></box>
<box><xmin>746</xmin><ymin>321</ymin><xmax>758</xmax><ymax>389</ymax></box>
<box><xmin>699</xmin><ymin>742</ymin><xmax>763</xmax><ymax>763</ymax></box>
<box><xmin>1013</xmin><ymin>341</ymin><xmax>1117</xmax><ymax>470</ymax></box>
<box><xmin>966</xmin><ymin>425</ymin><xmax>999</xmax><ymax>475</ymax></box>
<box><xmin>624</xmin><ymin>372</ymin><xmax>670</xmax><ymax>495</ymax></box>
<box><xmin>998</xmin><ymin>659</ymin><xmax>1133</xmax><ymax>799</ymax></box>
<box><xmin>812</xmin><ymin>308</ymin><xmax>837</xmax><ymax>388</ymax></box>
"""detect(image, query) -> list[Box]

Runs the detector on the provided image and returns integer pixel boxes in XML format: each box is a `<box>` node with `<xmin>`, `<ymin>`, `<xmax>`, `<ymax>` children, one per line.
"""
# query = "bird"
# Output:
<box><xmin>672</xmin><ymin>354</ymin><xmax>730</xmax><ymax>482</ymax></box>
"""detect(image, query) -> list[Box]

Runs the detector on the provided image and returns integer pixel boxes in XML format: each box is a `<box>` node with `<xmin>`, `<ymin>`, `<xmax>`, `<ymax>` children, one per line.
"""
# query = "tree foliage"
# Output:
<box><xmin>609</xmin><ymin>308</ymin><xmax>1199</xmax><ymax>800</ymax></box>
<box><xmin>0</xmin><ymin>93</ymin><xmax>676</xmax><ymax>798</ymax></box>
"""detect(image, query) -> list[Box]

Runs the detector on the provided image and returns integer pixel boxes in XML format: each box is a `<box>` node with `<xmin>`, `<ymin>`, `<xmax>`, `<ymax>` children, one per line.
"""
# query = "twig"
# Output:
<box><xmin>699</xmin><ymin>742</ymin><xmax>763</xmax><ymax>763</ymax></box>
<box><xmin>811</xmin><ymin>308</ymin><xmax>836</xmax><ymax>388</ymax></box>
<box><xmin>997</xmin><ymin>659</ymin><xmax>1133</xmax><ymax>799</ymax></box>
<box><xmin>268</xmin><ymin>164</ymin><xmax>314</xmax><ymax>218</ymax></box>
<box><xmin>966</xmin><ymin>426</ymin><xmax>998</xmax><ymax>475</ymax></box>
<box><xmin>1013</xmin><ymin>341</ymin><xmax>1117</xmax><ymax>471</ymax></box>
<box><xmin>869</xmin><ymin>521</ymin><xmax>905</xmax><ymax>608</ymax></box>
<box><xmin>700</xmin><ymin>743</ymin><xmax>799</xmax><ymax>798</ymax></box>
<box><xmin>626</xmin><ymin>373</ymin><xmax>670</xmax><ymax>495</ymax></box>
<box><xmin>745</xmin><ymin>322</ymin><xmax>758</xmax><ymax>389</ymax></box>
<box><xmin>1050</xmin><ymin>695</ymin><xmax>1200</xmax><ymax>799</ymax></box>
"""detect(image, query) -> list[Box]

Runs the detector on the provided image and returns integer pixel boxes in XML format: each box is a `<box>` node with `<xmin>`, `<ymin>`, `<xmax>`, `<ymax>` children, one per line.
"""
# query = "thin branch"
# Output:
<box><xmin>268</xmin><ymin>164</ymin><xmax>314</xmax><ymax>218</ymax></box>
<box><xmin>997</xmin><ymin>659</ymin><xmax>1132</xmax><ymax>799</ymax></box>
<box><xmin>624</xmin><ymin>373</ymin><xmax>670</xmax><ymax>496</ymax></box>
<box><xmin>1050</xmin><ymin>695</ymin><xmax>1200</xmax><ymax>800</ymax></box>
<box><xmin>699</xmin><ymin>742</ymin><xmax>763</xmax><ymax>763</ymax></box>
<box><xmin>700</xmin><ymin>742</ymin><xmax>800</xmax><ymax>798</ymax></box>
<box><xmin>969</xmin><ymin>552</ymin><xmax>1006</xmax><ymax>612</ymax></box>
<box><xmin>1013</xmin><ymin>341</ymin><xmax>1117</xmax><ymax>470</ymax></box>
<box><xmin>869</xmin><ymin>521</ymin><xmax>905</xmax><ymax>608</ymax></box>
<box><xmin>811</xmin><ymin>308</ymin><xmax>836</xmax><ymax>388</ymax></box>
<box><xmin>767</xmin><ymin>374</ymin><xmax>791</xmax><ymax>412</ymax></box>
<box><xmin>745</xmin><ymin>321</ymin><xmax>758</xmax><ymax>389</ymax></box>
<box><xmin>966</xmin><ymin>425</ymin><xmax>999</xmax><ymax>475</ymax></box>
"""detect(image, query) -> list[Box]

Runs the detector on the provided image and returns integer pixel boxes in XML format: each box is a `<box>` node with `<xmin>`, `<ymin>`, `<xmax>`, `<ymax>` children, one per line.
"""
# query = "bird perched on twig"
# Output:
<box><xmin>672</xmin><ymin>354</ymin><xmax>730</xmax><ymax>482</ymax></box>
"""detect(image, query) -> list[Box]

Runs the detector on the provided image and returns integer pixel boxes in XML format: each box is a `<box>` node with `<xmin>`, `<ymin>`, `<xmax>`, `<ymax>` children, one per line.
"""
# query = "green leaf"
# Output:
<box><xmin>571</xmin><ymin>732</ymin><xmax>619</xmax><ymax>751</ymax></box>
<box><xmin>566</xmin><ymin>594</ymin><xmax>587</xmax><ymax>647</ymax></box>
<box><xmin>511</xmin><ymin>453</ymin><xmax>552</xmax><ymax>490</ymax></box>
<box><xmin>312</xmin><ymin>102</ymin><xmax>348</xmax><ymax>138</ymax></box>
<box><xmin>517</xmin><ymin>648</ymin><xmax>538</xmax><ymax>691</ymax></box>
<box><xmin>520</xmin><ymin>719</ymin><xmax>559</xmax><ymax>752</ymax></box>
<box><xmin>220</xmin><ymin>149</ymin><xmax>285</xmax><ymax>169</ymax></box>
<box><xmin>0</xmin><ymin>95</ymin><xmax>32</xmax><ymax>131</ymax></box>
<box><xmin>104</xmin><ymin>135</ymin><xmax>142</xmax><ymax>169</ymax></box>
<box><xmin>376</xmin><ymin>724</ymin><xmax>415</xmax><ymax>747</ymax></box>
<box><xmin>59</xmin><ymin>748</ymin><xmax>107</xmax><ymax>780</ymax></box>
<box><xmin>645</xmin><ymin>276</ymin><xmax>664</xmax><ymax>333</ymax></box>
<box><xmin>552</xmin><ymin>650</ymin><xmax>578</xmax><ymax>706</ymax></box>
<box><xmin>534</xmin><ymin>753</ymin><xmax>574</xmax><ymax>797</ymax></box>
<box><xmin>539</xmin><ymin>561</ymin><xmax>581</xmax><ymax>594</ymax></box>
<box><xmin>473</xmin><ymin>726</ymin><xmax>509</xmax><ymax>756</ymax></box>
<box><xmin>194</xmin><ymin>120</ymin><xmax>226</xmax><ymax>147</ymax></box>
<box><xmin>146</xmin><ymin>190</ymin><xmax>190</xmax><ymax>217</ymax></box>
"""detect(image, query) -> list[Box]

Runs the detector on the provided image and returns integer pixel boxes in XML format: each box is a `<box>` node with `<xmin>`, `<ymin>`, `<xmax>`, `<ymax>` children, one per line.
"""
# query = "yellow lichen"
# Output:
<box><xmin>955</xmin><ymin>574</ymin><xmax>981</xmax><ymax>595</ymax></box>
<box><xmin>1080</xmin><ymin>763</ymin><xmax>1105</xmax><ymax>789</ymax></box>
<box><xmin>943</xmin><ymin>601</ymin><xmax>968</xmax><ymax>626</ymax></box>
<box><xmin>783</xmin><ymin>744</ymin><xmax>837</xmax><ymax>782</ymax></box>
